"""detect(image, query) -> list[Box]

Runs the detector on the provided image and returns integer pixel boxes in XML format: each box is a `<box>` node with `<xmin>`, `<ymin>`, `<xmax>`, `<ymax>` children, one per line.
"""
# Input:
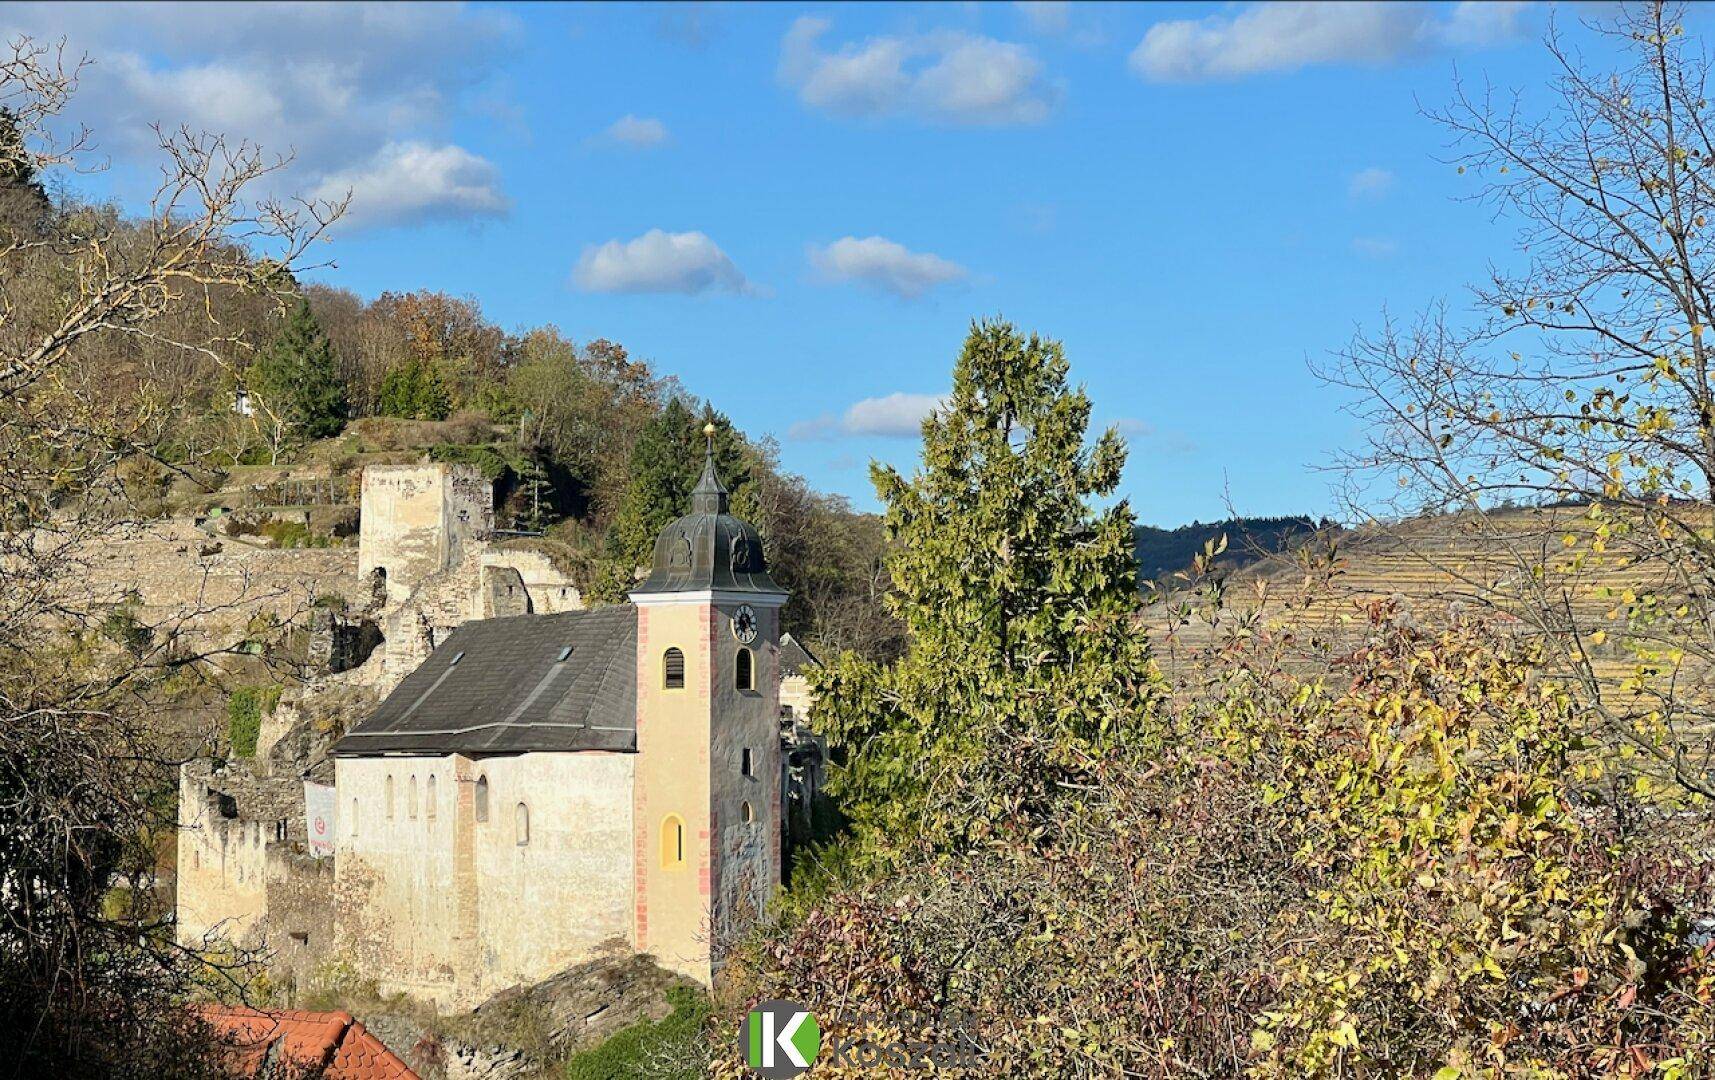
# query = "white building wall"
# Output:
<box><xmin>333</xmin><ymin>751</ymin><xmax>634</xmax><ymax>1008</ymax></box>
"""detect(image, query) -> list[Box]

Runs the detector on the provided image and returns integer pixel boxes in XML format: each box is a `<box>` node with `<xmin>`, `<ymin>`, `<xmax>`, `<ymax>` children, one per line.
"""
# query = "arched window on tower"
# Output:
<box><xmin>663</xmin><ymin>647</ymin><xmax>685</xmax><ymax>690</ymax></box>
<box><xmin>735</xmin><ymin>648</ymin><xmax>754</xmax><ymax>692</ymax></box>
<box><xmin>426</xmin><ymin>775</ymin><xmax>437</xmax><ymax>820</ymax></box>
<box><xmin>475</xmin><ymin>775</ymin><xmax>490</xmax><ymax>823</ymax></box>
<box><xmin>408</xmin><ymin>775</ymin><xmax>418</xmax><ymax>820</ymax></box>
<box><xmin>661</xmin><ymin>814</ymin><xmax>685</xmax><ymax>869</ymax></box>
<box><xmin>515</xmin><ymin>802</ymin><xmax>530</xmax><ymax>846</ymax></box>
<box><xmin>385</xmin><ymin>775</ymin><xmax>394</xmax><ymax>820</ymax></box>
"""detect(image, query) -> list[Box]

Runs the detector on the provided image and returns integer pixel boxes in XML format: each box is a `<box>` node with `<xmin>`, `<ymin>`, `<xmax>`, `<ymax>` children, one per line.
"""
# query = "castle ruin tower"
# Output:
<box><xmin>629</xmin><ymin>424</ymin><xmax>786</xmax><ymax>984</ymax></box>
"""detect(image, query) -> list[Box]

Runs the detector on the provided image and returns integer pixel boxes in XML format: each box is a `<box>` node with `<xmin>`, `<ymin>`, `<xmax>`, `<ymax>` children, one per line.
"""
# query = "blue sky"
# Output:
<box><xmin>11</xmin><ymin>2</ymin><xmax>1666</xmax><ymax>524</ymax></box>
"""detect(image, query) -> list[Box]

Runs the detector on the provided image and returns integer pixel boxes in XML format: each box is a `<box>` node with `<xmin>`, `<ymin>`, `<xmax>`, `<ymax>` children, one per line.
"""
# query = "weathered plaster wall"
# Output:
<box><xmin>483</xmin><ymin>549</ymin><xmax>583</xmax><ymax>614</ymax></box>
<box><xmin>707</xmin><ymin>602</ymin><xmax>782</xmax><ymax>964</ymax></box>
<box><xmin>779</xmin><ymin>673</ymin><xmax>813</xmax><ymax>721</ymax></box>
<box><xmin>333</xmin><ymin>751</ymin><xmax>634</xmax><ymax>1008</ymax></box>
<box><xmin>357</xmin><ymin>464</ymin><xmax>493</xmax><ymax>606</ymax></box>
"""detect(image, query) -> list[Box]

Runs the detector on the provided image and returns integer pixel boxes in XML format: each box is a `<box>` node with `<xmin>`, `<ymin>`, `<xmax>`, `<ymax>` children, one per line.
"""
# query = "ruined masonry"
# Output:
<box><xmin>176</xmin><ymin>456</ymin><xmax>824</xmax><ymax>1009</ymax></box>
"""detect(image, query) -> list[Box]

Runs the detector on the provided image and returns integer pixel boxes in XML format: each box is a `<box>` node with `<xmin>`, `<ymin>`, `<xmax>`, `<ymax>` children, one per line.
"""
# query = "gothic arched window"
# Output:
<box><xmin>475</xmin><ymin>775</ymin><xmax>490</xmax><ymax>823</ymax></box>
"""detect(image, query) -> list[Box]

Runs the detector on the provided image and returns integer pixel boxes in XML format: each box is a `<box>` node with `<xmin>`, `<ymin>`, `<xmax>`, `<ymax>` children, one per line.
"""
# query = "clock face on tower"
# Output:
<box><xmin>731</xmin><ymin>603</ymin><xmax>759</xmax><ymax>644</ymax></box>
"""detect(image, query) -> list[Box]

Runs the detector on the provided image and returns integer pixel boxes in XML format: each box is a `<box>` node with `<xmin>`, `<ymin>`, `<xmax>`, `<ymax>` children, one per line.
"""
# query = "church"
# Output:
<box><xmin>327</xmin><ymin>435</ymin><xmax>786</xmax><ymax>1006</ymax></box>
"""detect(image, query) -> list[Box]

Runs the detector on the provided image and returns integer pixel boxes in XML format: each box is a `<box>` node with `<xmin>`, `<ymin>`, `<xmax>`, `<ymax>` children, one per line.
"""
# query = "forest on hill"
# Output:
<box><xmin>3</xmin><ymin>148</ymin><xmax>901</xmax><ymax>658</ymax></box>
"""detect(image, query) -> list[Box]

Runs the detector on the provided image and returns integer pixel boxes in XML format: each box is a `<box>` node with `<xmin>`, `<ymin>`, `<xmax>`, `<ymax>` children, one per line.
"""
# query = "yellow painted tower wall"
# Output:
<box><xmin>632</xmin><ymin>595</ymin><xmax>781</xmax><ymax>984</ymax></box>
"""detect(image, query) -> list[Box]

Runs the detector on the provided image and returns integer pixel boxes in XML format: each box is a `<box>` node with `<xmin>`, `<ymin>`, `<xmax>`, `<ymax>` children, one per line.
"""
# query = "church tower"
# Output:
<box><xmin>629</xmin><ymin>424</ymin><xmax>786</xmax><ymax>984</ymax></box>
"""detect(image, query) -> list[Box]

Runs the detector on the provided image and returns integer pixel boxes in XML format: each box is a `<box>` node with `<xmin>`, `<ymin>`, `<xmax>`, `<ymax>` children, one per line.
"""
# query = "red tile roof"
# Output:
<box><xmin>197</xmin><ymin>1005</ymin><xmax>417</xmax><ymax>1080</ymax></box>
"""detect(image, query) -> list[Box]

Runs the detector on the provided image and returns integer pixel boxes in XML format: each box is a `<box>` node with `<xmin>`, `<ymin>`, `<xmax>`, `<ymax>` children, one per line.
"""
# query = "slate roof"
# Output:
<box><xmin>197</xmin><ymin>1005</ymin><xmax>417</xmax><ymax>1079</ymax></box>
<box><xmin>631</xmin><ymin>452</ymin><xmax>786</xmax><ymax>598</ymax></box>
<box><xmin>779</xmin><ymin>632</ymin><xmax>819</xmax><ymax>676</ymax></box>
<box><xmin>331</xmin><ymin>607</ymin><xmax>638</xmax><ymax>758</ymax></box>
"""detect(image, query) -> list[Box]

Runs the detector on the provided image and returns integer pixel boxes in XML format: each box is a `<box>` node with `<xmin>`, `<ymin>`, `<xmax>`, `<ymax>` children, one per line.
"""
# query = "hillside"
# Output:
<box><xmin>1146</xmin><ymin>504</ymin><xmax>1693</xmax><ymax>689</ymax></box>
<box><xmin>1133</xmin><ymin>515</ymin><xmax>1322</xmax><ymax>582</ymax></box>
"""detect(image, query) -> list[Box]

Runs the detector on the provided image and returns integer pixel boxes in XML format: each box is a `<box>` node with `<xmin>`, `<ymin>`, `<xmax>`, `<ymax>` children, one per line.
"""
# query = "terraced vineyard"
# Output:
<box><xmin>1148</xmin><ymin>504</ymin><xmax>1707</xmax><ymax>688</ymax></box>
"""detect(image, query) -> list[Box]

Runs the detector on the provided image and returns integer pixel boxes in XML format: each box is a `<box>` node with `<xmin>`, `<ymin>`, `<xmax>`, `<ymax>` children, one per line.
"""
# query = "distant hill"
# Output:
<box><xmin>1133</xmin><ymin>515</ymin><xmax>1323</xmax><ymax>583</ymax></box>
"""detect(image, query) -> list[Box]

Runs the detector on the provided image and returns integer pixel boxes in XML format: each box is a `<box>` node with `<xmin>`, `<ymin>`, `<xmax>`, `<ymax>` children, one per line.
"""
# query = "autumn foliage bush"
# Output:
<box><xmin>721</xmin><ymin>602</ymin><xmax>1715</xmax><ymax>1077</ymax></box>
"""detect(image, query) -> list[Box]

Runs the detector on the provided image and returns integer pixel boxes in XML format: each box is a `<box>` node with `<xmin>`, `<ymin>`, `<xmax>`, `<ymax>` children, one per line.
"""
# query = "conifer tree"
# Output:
<box><xmin>376</xmin><ymin>355</ymin><xmax>451</xmax><ymax>421</ymax></box>
<box><xmin>590</xmin><ymin>399</ymin><xmax>751</xmax><ymax>600</ymax></box>
<box><xmin>250</xmin><ymin>298</ymin><xmax>348</xmax><ymax>439</ymax></box>
<box><xmin>814</xmin><ymin>318</ymin><xmax>1160</xmax><ymax>864</ymax></box>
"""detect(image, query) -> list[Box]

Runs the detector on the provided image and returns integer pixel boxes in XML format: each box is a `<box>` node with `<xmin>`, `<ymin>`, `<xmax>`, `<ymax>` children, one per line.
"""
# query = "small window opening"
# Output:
<box><xmin>475</xmin><ymin>775</ymin><xmax>490</xmax><ymax>823</ymax></box>
<box><xmin>426</xmin><ymin>775</ymin><xmax>437</xmax><ymax>820</ymax></box>
<box><xmin>741</xmin><ymin>801</ymin><xmax>755</xmax><ymax>824</ymax></box>
<box><xmin>408</xmin><ymin>775</ymin><xmax>418</xmax><ymax>820</ymax></box>
<box><xmin>350</xmin><ymin>797</ymin><xmax>359</xmax><ymax>838</ymax></box>
<box><xmin>741</xmin><ymin>748</ymin><xmax>755</xmax><ymax>778</ymax></box>
<box><xmin>661</xmin><ymin>815</ymin><xmax>685</xmax><ymax>869</ymax></box>
<box><xmin>663</xmin><ymin>648</ymin><xmax>685</xmax><ymax>689</ymax></box>
<box><xmin>735</xmin><ymin>647</ymin><xmax>754</xmax><ymax>691</ymax></box>
<box><xmin>385</xmin><ymin>775</ymin><xmax>395</xmax><ymax>820</ymax></box>
<box><xmin>515</xmin><ymin>802</ymin><xmax>530</xmax><ymax>846</ymax></box>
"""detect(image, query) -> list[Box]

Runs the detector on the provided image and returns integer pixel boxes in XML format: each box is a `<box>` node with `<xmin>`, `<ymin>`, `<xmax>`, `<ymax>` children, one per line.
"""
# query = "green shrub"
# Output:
<box><xmin>227</xmin><ymin>685</ymin><xmax>282</xmax><ymax>758</ymax></box>
<box><xmin>259</xmin><ymin>520</ymin><xmax>331</xmax><ymax>548</ymax></box>
<box><xmin>565</xmin><ymin>986</ymin><xmax>708</xmax><ymax>1080</ymax></box>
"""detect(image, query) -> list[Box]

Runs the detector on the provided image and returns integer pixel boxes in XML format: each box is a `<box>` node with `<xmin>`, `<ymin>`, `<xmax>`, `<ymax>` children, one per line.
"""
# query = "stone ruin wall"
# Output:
<box><xmin>357</xmin><ymin>463</ymin><xmax>494</xmax><ymax>606</ymax></box>
<box><xmin>64</xmin><ymin>519</ymin><xmax>363</xmax><ymax>657</ymax></box>
<box><xmin>176</xmin><ymin>461</ymin><xmax>592</xmax><ymax>1001</ymax></box>
<box><xmin>176</xmin><ymin>759</ymin><xmax>338</xmax><ymax>1000</ymax></box>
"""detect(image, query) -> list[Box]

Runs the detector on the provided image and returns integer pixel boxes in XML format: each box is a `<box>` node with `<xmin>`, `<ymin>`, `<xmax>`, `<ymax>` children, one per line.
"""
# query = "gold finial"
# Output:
<box><xmin>703</xmin><ymin>421</ymin><xmax>716</xmax><ymax>438</ymax></box>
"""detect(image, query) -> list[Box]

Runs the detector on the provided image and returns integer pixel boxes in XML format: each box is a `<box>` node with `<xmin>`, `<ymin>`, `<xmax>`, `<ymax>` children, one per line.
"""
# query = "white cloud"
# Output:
<box><xmin>1014</xmin><ymin>2</ymin><xmax>1072</xmax><ymax>36</ymax></box>
<box><xmin>1112</xmin><ymin>417</ymin><xmax>1155</xmax><ymax>437</ymax></box>
<box><xmin>1441</xmin><ymin>1</ymin><xmax>1533</xmax><ymax>47</ymax></box>
<box><xmin>1352</xmin><ymin>235</ymin><xmax>1400</xmax><ymax>258</ymax></box>
<box><xmin>604</xmin><ymin>115</ymin><xmax>669</xmax><ymax>147</ymax></box>
<box><xmin>1348</xmin><ymin>166</ymin><xmax>1395</xmax><ymax>199</ymax></box>
<box><xmin>572</xmin><ymin>229</ymin><xmax>755</xmax><ymax>295</ymax></box>
<box><xmin>0</xmin><ymin>2</ymin><xmax>515</xmax><ymax>212</ymax></box>
<box><xmin>313</xmin><ymin>142</ymin><xmax>509</xmax><ymax>231</ymax></box>
<box><xmin>809</xmin><ymin>236</ymin><xmax>968</xmax><ymax>299</ymax></box>
<box><xmin>780</xmin><ymin>16</ymin><xmax>1059</xmax><ymax>126</ymax></box>
<box><xmin>1129</xmin><ymin>1</ymin><xmax>1532</xmax><ymax>83</ymax></box>
<box><xmin>790</xmin><ymin>391</ymin><xmax>945</xmax><ymax>440</ymax></box>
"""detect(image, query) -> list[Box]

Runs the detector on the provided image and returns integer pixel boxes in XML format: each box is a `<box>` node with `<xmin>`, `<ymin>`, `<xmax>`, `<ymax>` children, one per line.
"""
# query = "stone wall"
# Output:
<box><xmin>332</xmin><ymin>751</ymin><xmax>635</xmax><ymax>1009</ymax></box>
<box><xmin>358</xmin><ymin>464</ymin><xmax>494</xmax><ymax>606</ymax></box>
<box><xmin>64</xmin><ymin>519</ymin><xmax>361</xmax><ymax>656</ymax></box>
<box><xmin>176</xmin><ymin>759</ymin><xmax>339</xmax><ymax>997</ymax></box>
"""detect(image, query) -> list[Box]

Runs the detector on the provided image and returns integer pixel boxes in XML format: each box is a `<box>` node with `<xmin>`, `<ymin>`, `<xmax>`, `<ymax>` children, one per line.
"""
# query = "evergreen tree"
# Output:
<box><xmin>0</xmin><ymin>107</ymin><xmax>50</xmax><ymax>240</ymax></box>
<box><xmin>376</xmin><ymin>356</ymin><xmax>451</xmax><ymax>421</ymax></box>
<box><xmin>250</xmin><ymin>299</ymin><xmax>348</xmax><ymax>439</ymax></box>
<box><xmin>813</xmin><ymin>318</ymin><xmax>1161</xmax><ymax>865</ymax></box>
<box><xmin>590</xmin><ymin>399</ymin><xmax>751</xmax><ymax>600</ymax></box>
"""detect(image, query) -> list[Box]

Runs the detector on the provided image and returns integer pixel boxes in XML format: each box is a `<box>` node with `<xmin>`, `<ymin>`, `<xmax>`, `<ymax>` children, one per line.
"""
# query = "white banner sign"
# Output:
<box><xmin>304</xmin><ymin>781</ymin><xmax>336</xmax><ymax>859</ymax></box>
